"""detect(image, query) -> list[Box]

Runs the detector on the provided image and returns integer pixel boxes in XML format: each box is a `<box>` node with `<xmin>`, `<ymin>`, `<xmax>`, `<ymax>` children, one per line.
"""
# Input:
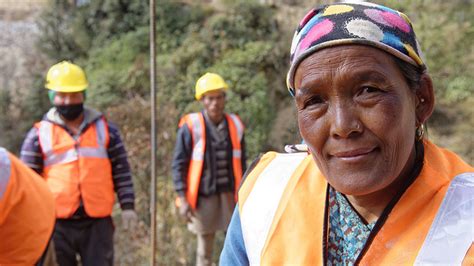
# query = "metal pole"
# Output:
<box><xmin>149</xmin><ymin>0</ymin><xmax>157</xmax><ymax>264</ymax></box>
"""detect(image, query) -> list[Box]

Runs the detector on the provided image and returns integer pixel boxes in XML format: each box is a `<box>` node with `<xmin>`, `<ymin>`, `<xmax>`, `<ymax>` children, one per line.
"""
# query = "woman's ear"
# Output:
<box><xmin>415</xmin><ymin>73</ymin><xmax>435</xmax><ymax>125</ymax></box>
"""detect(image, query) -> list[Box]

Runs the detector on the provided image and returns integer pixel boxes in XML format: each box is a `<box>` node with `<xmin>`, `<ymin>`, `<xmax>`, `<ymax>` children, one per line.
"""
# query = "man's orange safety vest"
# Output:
<box><xmin>238</xmin><ymin>140</ymin><xmax>473</xmax><ymax>265</ymax></box>
<box><xmin>0</xmin><ymin>147</ymin><xmax>55</xmax><ymax>264</ymax></box>
<box><xmin>178</xmin><ymin>112</ymin><xmax>244</xmax><ymax>210</ymax></box>
<box><xmin>36</xmin><ymin>118</ymin><xmax>115</xmax><ymax>218</ymax></box>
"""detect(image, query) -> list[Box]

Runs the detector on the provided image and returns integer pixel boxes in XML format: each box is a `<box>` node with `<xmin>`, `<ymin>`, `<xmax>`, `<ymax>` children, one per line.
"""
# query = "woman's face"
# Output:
<box><xmin>294</xmin><ymin>45</ymin><xmax>419</xmax><ymax>196</ymax></box>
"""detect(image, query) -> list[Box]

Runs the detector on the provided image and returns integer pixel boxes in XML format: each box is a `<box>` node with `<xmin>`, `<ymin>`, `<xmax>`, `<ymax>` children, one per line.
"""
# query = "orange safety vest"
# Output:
<box><xmin>0</xmin><ymin>147</ymin><xmax>55</xmax><ymax>265</ymax></box>
<box><xmin>36</xmin><ymin>118</ymin><xmax>115</xmax><ymax>218</ymax></box>
<box><xmin>238</xmin><ymin>140</ymin><xmax>473</xmax><ymax>265</ymax></box>
<box><xmin>178</xmin><ymin>112</ymin><xmax>244</xmax><ymax>210</ymax></box>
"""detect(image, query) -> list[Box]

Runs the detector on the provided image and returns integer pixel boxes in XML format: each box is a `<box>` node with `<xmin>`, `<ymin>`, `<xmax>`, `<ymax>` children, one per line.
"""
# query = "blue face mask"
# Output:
<box><xmin>55</xmin><ymin>103</ymin><xmax>84</xmax><ymax>121</ymax></box>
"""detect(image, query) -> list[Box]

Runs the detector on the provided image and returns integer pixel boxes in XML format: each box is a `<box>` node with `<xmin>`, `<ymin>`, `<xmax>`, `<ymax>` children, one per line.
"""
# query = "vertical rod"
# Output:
<box><xmin>149</xmin><ymin>0</ymin><xmax>157</xmax><ymax>264</ymax></box>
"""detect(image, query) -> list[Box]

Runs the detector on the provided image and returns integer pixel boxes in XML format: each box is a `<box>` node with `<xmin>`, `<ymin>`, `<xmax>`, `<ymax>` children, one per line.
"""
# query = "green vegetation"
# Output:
<box><xmin>33</xmin><ymin>0</ymin><xmax>286</xmax><ymax>263</ymax></box>
<box><xmin>0</xmin><ymin>0</ymin><xmax>471</xmax><ymax>264</ymax></box>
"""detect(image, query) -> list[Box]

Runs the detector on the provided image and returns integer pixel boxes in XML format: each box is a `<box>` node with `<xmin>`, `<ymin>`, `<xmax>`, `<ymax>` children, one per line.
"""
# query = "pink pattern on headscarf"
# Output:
<box><xmin>380</xmin><ymin>11</ymin><xmax>410</xmax><ymax>33</ymax></box>
<box><xmin>364</xmin><ymin>9</ymin><xmax>389</xmax><ymax>27</ymax></box>
<box><xmin>295</xmin><ymin>19</ymin><xmax>334</xmax><ymax>58</ymax></box>
<box><xmin>364</xmin><ymin>9</ymin><xmax>410</xmax><ymax>33</ymax></box>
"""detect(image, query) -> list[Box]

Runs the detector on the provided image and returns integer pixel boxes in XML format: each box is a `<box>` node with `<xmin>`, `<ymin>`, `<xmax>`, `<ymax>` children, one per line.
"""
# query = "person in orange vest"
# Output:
<box><xmin>172</xmin><ymin>72</ymin><xmax>246</xmax><ymax>265</ymax></box>
<box><xmin>20</xmin><ymin>61</ymin><xmax>137</xmax><ymax>266</ymax></box>
<box><xmin>0</xmin><ymin>147</ymin><xmax>55</xmax><ymax>265</ymax></box>
<box><xmin>221</xmin><ymin>2</ymin><xmax>473</xmax><ymax>265</ymax></box>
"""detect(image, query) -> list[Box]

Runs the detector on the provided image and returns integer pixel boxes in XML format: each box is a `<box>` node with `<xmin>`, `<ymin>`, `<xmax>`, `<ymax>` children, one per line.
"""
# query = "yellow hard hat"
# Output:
<box><xmin>195</xmin><ymin>72</ymin><xmax>228</xmax><ymax>100</ymax></box>
<box><xmin>45</xmin><ymin>61</ymin><xmax>88</xmax><ymax>92</ymax></box>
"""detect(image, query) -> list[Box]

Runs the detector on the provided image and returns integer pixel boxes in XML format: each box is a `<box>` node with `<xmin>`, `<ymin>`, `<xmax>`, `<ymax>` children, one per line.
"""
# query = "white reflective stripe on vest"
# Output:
<box><xmin>79</xmin><ymin>147</ymin><xmax>108</xmax><ymax>158</ymax></box>
<box><xmin>228</xmin><ymin>114</ymin><xmax>244</xmax><ymax>141</ymax></box>
<box><xmin>189</xmin><ymin>113</ymin><xmax>204</xmax><ymax>161</ymax></box>
<box><xmin>44</xmin><ymin>147</ymin><xmax>108</xmax><ymax>166</ymax></box>
<box><xmin>241</xmin><ymin>153</ymin><xmax>307</xmax><ymax>265</ymax></box>
<box><xmin>95</xmin><ymin>118</ymin><xmax>107</xmax><ymax>146</ymax></box>
<box><xmin>38</xmin><ymin>122</ymin><xmax>54</xmax><ymax>157</ymax></box>
<box><xmin>44</xmin><ymin>147</ymin><xmax>109</xmax><ymax>167</ymax></box>
<box><xmin>414</xmin><ymin>172</ymin><xmax>474</xmax><ymax>265</ymax></box>
<box><xmin>42</xmin><ymin>119</ymin><xmax>109</xmax><ymax>167</ymax></box>
<box><xmin>233</xmin><ymin>150</ymin><xmax>242</xmax><ymax>158</ymax></box>
<box><xmin>0</xmin><ymin>148</ymin><xmax>11</xmax><ymax>200</ymax></box>
<box><xmin>44</xmin><ymin>149</ymin><xmax>78</xmax><ymax>167</ymax></box>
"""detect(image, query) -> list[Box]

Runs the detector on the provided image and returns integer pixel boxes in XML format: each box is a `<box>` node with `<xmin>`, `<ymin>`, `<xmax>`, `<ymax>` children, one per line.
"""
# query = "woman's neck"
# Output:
<box><xmin>346</xmin><ymin>187</ymin><xmax>400</xmax><ymax>224</ymax></box>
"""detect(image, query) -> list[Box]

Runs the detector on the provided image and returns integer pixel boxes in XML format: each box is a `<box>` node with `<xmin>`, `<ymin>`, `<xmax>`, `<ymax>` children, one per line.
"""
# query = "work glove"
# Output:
<box><xmin>178</xmin><ymin>196</ymin><xmax>194</xmax><ymax>223</ymax></box>
<box><xmin>121</xmin><ymin>209</ymin><xmax>138</xmax><ymax>230</ymax></box>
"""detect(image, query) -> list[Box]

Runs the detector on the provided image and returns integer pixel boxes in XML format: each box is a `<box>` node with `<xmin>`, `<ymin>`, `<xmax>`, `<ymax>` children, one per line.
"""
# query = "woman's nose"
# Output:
<box><xmin>330</xmin><ymin>101</ymin><xmax>363</xmax><ymax>139</ymax></box>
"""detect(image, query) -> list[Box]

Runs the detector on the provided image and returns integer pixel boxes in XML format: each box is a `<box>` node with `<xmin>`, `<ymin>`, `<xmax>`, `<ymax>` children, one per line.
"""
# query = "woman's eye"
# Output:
<box><xmin>360</xmin><ymin>86</ymin><xmax>381</xmax><ymax>94</ymax></box>
<box><xmin>303</xmin><ymin>96</ymin><xmax>324</xmax><ymax>108</ymax></box>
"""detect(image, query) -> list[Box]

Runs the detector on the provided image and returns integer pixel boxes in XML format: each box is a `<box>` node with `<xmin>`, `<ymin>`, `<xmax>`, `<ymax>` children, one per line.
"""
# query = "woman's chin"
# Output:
<box><xmin>326</xmin><ymin>176</ymin><xmax>388</xmax><ymax>196</ymax></box>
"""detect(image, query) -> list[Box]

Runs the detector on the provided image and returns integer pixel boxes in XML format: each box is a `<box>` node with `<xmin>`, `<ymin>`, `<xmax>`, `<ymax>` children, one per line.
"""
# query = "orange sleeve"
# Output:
<box><xmin>0</xmin><ymin>153</ymin><xmax>55</xmax><ymax>264</ymax></box>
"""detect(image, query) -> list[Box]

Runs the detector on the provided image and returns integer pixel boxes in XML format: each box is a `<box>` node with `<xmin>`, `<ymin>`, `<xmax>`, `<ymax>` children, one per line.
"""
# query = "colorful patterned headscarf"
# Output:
<box><xmin>287</xmin><ymin>1</ymin><xmax>425</xmax><ymax>96</ymax></box>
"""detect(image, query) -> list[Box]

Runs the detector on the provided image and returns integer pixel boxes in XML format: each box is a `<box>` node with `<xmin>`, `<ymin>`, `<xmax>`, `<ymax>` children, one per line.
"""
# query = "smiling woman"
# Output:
<box><xmin>295</xmin><ymin>46</ymin><xmax>423</xmax><ymax>205</ymax></box>
<box><xmin>220</xmin><ymin>2</ymin><xmax>473</xmax><ymax>265</ymax></box>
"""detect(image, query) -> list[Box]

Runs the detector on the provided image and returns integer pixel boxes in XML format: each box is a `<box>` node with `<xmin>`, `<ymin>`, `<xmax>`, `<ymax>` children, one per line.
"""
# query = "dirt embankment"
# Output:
<box><xmin>0</xmin><ymin>2</ymin><xmax>49</xmax><ymax>108</ymax></box>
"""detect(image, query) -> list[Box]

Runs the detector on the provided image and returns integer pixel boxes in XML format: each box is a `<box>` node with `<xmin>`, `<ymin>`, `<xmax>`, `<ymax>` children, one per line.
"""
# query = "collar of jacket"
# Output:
<box><xmin>43</xmin><ymin>106</ymin><xmax>103</xmax><ymax>129</ymax></box>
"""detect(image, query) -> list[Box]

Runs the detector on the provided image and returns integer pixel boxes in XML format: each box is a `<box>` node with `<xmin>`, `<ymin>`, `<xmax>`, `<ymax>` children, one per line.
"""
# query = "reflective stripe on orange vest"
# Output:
<box><xmin>179</xmin><ymin>112</ymin><xmax>244</xmax><ymax>210</ymax></box>
<box><xmin>238</xmin><ymin>140</ymin><xmax>474</xmax><ymax>265</ymax></box>
<box><xmin>37</xmin><ymin>118</ymin><xmax>114</xmax><ymax>218</ymax></box>
<box><xmin>239</xmin><ymin>152</ymin><xmax>307</xmax><ymax>265</ymax></box>
<box><xmin>0</xmin><ymin>148</ymin><xmax>11</xmax><ymax>200</ymax></box>
<box><xmin>179</xmin><ymin>113</ymin><xmax>206</xmax><ymax>210</ymax></box>
<box><xmin>39</xmin><ymin>119</ymin><xmax>109</xmax><ymax>167</ymax></box>
<box><xmin>414</xmin><ymin>172</ymin><xmax>474</xmax><ymax>265</ymax></box>
<box><xmin>226</xmin><ymin>113</ymin><xmax>244</xmax><ymax>197</ymax></box>
<box><xmin>0</xmin><ymin>148</ymin><xmax>55</xmax><ymax>264</ymax></box>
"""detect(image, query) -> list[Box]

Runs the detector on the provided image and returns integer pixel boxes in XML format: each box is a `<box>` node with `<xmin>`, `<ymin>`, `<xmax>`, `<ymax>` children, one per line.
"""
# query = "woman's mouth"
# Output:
<box><xmin>332</xmin><ymin>147</ymin><xmax>377</xmax><ymax>162</ymax></box>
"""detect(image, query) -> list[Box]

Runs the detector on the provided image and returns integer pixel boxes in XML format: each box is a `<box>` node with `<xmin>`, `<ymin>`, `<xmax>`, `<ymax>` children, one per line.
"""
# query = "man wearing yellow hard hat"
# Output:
<box><xmin>20</xmin><ymin>61</ymin><xmax>137</xmax><ymax>265</ymax></box>
<box><xmin>172</xmin><ymin>73</ymin><xmax>247</xmax><ymax>265</ymax></box>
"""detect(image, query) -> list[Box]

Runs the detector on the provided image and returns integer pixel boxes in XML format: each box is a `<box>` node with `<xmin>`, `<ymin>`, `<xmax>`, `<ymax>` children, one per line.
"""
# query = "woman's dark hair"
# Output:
<box><xmin>393</xmin><ymin>56</ymin><xmax>425</xmax><ymax>91</ymax></box>
<box><xmin>393</xmin><ymin>56</ymin><xmax>430</xmax><ymax>139</ymax></box>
